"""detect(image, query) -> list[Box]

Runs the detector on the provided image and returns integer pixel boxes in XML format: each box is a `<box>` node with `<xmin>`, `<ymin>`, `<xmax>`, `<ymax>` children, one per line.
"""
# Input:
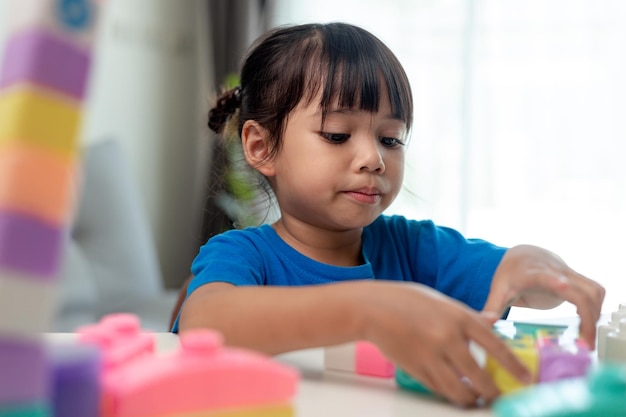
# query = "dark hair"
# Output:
<box><xmin>208</xmin><ymin>22</ymin><xmax>413</xmax><ymax>160</ymax></box>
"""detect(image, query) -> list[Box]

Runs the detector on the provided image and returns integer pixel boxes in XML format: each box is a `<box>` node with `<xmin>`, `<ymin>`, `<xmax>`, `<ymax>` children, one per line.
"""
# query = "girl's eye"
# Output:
<box><xmin>380</xmin><ymin>137</ymin><xmax>405</xmax><ymax>148</ymax></box>
<box><xmin>320</xmin><ymin>132</ymin><xmax>350</xmax><ymax>144</ymax></box>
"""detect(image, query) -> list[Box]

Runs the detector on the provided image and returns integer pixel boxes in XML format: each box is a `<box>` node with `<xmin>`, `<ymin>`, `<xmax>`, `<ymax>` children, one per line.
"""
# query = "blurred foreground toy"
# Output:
<box><xmin>76</xmin><ymin>313</ymin><xmax>299</xmax><ymax>417</ymax></box>
<box><xmin>492</xmin><ymin>365</ymin><xmax>626</xmax><ymax>417</ymax></box>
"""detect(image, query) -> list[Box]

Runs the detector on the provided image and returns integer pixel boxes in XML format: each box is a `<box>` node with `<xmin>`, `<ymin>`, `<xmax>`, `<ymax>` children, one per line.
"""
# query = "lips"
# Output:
<box><xmin>343</xmin><ymin>187</ymin><xmax>383</xmax><ymax>204</ymax></box>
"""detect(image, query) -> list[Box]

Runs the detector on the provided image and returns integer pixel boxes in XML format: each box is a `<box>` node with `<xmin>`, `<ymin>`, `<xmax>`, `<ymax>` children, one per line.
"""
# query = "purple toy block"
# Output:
<box><xmin>0</xmin><ymin>28</ymin><xmax>91</xmax><ymax>99</ymax></box>
<box><xmin>0</xmin><ymin>210</ymin><xmax>64</xmax><ymax>279</ymax></box>
<box><xmin>538</xmin><ymin>339</ymin><xmax>591</xmax><ymax>382</ymax></box>
<box><xmin>0</xmin><ymin>336</ymin><xmax>49</xmax><ymax>404</ymax></box>
<box><xmin>49</xmin><ymin>343</ymin><xmax>102</xmax><ymax>417</ymax></box>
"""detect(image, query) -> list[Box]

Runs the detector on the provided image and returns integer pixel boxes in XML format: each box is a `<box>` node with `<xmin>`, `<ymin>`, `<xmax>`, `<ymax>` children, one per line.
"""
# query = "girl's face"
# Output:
<box><xmin>266</xmin><ymin>91</ymin><xmax>407</xmax><ymax>232</ymax></box>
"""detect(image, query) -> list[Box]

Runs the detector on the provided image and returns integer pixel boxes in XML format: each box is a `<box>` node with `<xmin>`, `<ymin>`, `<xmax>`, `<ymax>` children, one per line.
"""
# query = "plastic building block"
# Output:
<box><xmin>0</xmin><ymin>335</ymin><xmax>48</xmax><ymax>404</ymax></box>
<box><xmin>324</xmin><ymin>341</ymin><xmax>394</xmax><ymax>378</ymax></box>
<box><xmin>598</xmin><ymin>304</ymin><xmax>626</xmax><ymax>361</ymax></box>
<box><xmin>6</xmin><ymin>0</ymin><xmax>98</xmax><ymax>47</ymax></box>
<box><xmin>0</xmin><ymin>29</ymin><xmax>92</xmax><ymax>100</ymax></box>
<box><xmin>0</xmin><ymin>87</ymin><xmax>81</xmax><ymax>158</ymax></box>
<box><xmin>355</xmin><ymin>341</ymin><xmax>395</xmax><ymax>378</ymax></box>
<box><xmin>0</xmin><ymin>403</ymin><xmax>48</xmax><ymax>417</ymax></box>
<box><xmin>605</xmin><ymin>318</ymin><xmax>626</xmax><ymax>364</ymax></box>
<box><xmin>486</xmin><ymin>333</ymin><xmax>539</xmax><ymax>394</ymax></box>
<box><xmin>48</xmin><ymin>342</ymin><xmax>101</xmax><ymax>417</ymax></box>
<box><xmin>101</xmin><ymin>329</ymin><xmax>298</xmax><ymax>417</ymax></box>
<box><xmin>396</xmin><ymin>321</ymin><xmax>591</xmax><ymax>398</ymax></box>
<box><xmin>0</xmin><ymin>144</ymin><xmax>77</xmax><ymax>226</ymax></box>
<box><xmin>537</xmin><ymin>336</ymin><xmax>591</xmax><ymax>382</ymax></box>
<box><xmin>493</xmin><ymin>365</ymin><xmax>626</xmax><ymax>417</ymax></box>
<box><xmin>0</xmin><ymin>211</ymin><xmax>64</xmax><ymax>277</ymax></box>
<box><xmin>0</xmin><ymin>271</ymin><xmax>58</xmax><ymax>334</ymax></box>
<box><xmin>324</xmin><ymin>343</ymin><xmax>356</xmax><ymax>373</ymax></box>
<box><xmin>76</xmin><ymin>313</ymin><xmax>156</xmax><ymax>370</ymax></box>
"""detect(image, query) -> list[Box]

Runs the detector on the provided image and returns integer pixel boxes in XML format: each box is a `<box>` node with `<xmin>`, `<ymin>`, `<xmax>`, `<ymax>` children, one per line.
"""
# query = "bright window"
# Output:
<box><xmin>272</xmin><ymin>0</ymin><xmax>626</xmax><ymax>319</ymax></box>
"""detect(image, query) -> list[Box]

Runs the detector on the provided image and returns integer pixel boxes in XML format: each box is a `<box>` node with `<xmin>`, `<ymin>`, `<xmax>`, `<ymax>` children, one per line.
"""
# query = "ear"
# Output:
<box><xmin>241</xmin><ymin>120</ymin><xmax>275</xmax><ymax>177</ymax></box>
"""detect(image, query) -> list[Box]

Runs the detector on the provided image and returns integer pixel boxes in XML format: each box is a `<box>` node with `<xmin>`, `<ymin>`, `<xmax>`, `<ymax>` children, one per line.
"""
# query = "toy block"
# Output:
<box><xmin>101</xmin><ymin>329</ymin><xmax>298</xmax><ymax>417</ymax></box>
<box><xmin>186</xmin><ymin>404</ymin><xmax>294</xmax><ymax>417</ymax></box>
<box><xmin>0</xmin><ymin>402</ymin><xmax>48</xmax><ymax>417</ymax></box>
<box><xmin>324</xmin><ymin>343</ymin><xmax>356</xmax><ymax>373</ymax></box>
<box><xmin>0</xmin><ymin>144</ymin><xmax>78</xmax><ymax>226</ymax></box>
<box><xmin>355</xmin><ymin>341</ymin><xmax>394</xmax><ymax>378</ymax></box>
<box><xmin>0</xmin><ymin>270</ymin><xmax>59</xmax><ymax>334</ymax></box>
<box><xmin>76</xmin><ymin>313</ymin><xmax>156</xmax><ymax>370</ymax></box>
<box><xmin>6</xmin><ymin>0</ymin><xmax>98</xmax><ymax>48</ymax></box>
<box><xmin>605</xmin><ymin>318</ymin><xmax>626</xmax><ymax>364</ymax></box>
<box><xmin>0</xmin><ymin>211</ymin><xmax>64</xmax><ymax>278</ymax></box>
<box><xmin>0</xmin><ymin>87</ymin><xmax>81</xmax><ymax>159</ymax></box>
<box><xmin>486</xmin><ymin>334</ymin><xmax>539</xmax><ymax>394</ymax></box>
<box><xmin>324</xmin><ymin>341</ymin><xmax>394</xmax><ymax>377</ymax></box>
<box><xmin>598</xmin><ymin>304</ymin><xmax>626</xmax><ymax>360</ymax></box>
<box><xmin>48</xmin><ymin>342</ymin><xmax>101</xmax><ymax>417</ymax></box>
<box><xmin>493</xmin><ymin>365</ymin><xmax>626</xmax><ymax>417</ymax></box>
<box><xmin>536</xmin><ymin>336</ymin><xmax>591</xmax><ymax>382</ymax></box>
<box><xmin>0</xmin><ymin>28</ymin><xmax>92</xmax><ymax>100</ymax></box>
<box><xmin>0</xmin><ymin>335</ymin><xmax>49</xmax><ymax>404</ymax></box>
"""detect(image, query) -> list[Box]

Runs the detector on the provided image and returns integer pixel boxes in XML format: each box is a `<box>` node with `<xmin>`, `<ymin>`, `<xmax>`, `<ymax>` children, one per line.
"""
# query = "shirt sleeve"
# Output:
<box><xmin>415</xmin><ymin>221</ymin><xmax>508</xmax><ymax>311</ymax></box>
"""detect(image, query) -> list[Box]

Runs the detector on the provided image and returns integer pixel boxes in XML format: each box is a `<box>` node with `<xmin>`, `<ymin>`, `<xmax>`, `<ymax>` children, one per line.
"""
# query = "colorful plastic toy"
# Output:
<box><xmin>493</xmin><ymin>364</ymin><xmax>626</xmax><ymax>417</ymax></box>
<box><xmin>393</xmin><ymin>321</ymin><xmax>591</xmax><ymax>398</ymax></box>
<box><xmin>325</xmin><ymin>341</ymin><xmax>395</xmax><ymax>378</ymax></box>
<box><xmin>99</xmin><ymin>328</ymin><xmax>298</xmax><ymax>417</ymax></box>
<box><xmin>0</xmin><ymin>1</ymin><xmax>101</xmax><ymax>415</ymax></box>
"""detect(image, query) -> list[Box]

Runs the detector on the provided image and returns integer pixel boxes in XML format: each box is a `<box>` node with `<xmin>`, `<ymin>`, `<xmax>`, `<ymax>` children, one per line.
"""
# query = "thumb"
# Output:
<box><xmin>479</xmin><ymin>310</ymin><xmax>500</xmax><ymax>326</ymax></box>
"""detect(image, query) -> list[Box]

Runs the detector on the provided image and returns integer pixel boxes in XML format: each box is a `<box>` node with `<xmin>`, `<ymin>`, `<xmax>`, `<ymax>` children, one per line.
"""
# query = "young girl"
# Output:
<box><xmin>173</xmin><ymin>22</ymin><xmax>605</xmax><ymax>406</ymax></box>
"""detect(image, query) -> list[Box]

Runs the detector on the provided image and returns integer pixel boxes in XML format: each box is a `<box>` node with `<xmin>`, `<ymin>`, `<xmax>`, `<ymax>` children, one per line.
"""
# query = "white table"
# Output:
<box><xmin>47</xmin><ymin>315</ymin><xmax>599</xmax><ymax>417</ymax></box>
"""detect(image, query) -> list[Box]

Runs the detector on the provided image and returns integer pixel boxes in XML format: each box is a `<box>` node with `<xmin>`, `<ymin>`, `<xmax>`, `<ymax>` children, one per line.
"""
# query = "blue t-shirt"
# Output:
<box><xmin>172</xmin><ymin>215</ymin><xmax>507</xmax><ymax>332</ymax></box>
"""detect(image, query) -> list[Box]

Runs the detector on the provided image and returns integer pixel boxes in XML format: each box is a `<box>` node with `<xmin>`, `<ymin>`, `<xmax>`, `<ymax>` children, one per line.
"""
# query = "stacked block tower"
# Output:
<box><xmin>0</xmin><ymin>0</ymin><xmax>99</xmax><ymax>415</ymax></box>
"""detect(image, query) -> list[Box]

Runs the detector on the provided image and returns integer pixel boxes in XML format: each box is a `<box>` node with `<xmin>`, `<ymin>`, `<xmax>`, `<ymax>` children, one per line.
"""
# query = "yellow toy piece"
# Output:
<box><xmin>0</xmin><ymin>86</ymin><xmax>81</xmax><ymax>158</ymax></box>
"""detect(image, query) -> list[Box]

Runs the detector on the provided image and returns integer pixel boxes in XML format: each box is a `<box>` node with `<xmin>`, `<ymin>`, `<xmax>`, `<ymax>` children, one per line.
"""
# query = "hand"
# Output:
<box><xmin>357</xmin><ymin>281</ymin><xmax>532</xmax><ymax>407</ymax></box>
<box><xmin>482</xmin><ymin>245</ymin><xmax>605</xmax><ymax>349</ymax></box>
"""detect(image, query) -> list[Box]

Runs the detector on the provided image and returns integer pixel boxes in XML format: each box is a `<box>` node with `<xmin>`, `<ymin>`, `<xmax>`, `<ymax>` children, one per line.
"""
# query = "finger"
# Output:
<box><xmin>466</xmin><ymin>318</ymin><xmax>532</xmax><ymax>385</ymax></box>
<box><xmin>481</xmin><ymin>284</ymin><xmax>515</xmax><ymax>318</ymax></box>
<box><xmin>549</xmin><ymin>274</ymin><xmax>602</xmax><ymax>349</ymax></box>
<box><xmin>447</xmin><ymin>343</ymin><xmax>500</xmax><ymax>402</ymax></box>
<box><xmin>480</xmin><ymin>311</ymin><xmax>501</xmax><ymax>326</ymax></box>
<box><xmin>426</xmin><ymin>358</ymin><xmax>480</xmax><ymax>407</ymax></box>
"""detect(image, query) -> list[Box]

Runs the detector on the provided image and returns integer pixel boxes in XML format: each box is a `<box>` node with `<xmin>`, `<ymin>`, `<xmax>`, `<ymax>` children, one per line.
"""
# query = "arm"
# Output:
<box><xmin>482</xmin><ymin>244</ymin><xmax>606</xmax><ymax>348</ymax></box>
<box><xmin>180</xmin><ymin>279</ymin><xmax>531</xmax><ymax>407</ymax></box>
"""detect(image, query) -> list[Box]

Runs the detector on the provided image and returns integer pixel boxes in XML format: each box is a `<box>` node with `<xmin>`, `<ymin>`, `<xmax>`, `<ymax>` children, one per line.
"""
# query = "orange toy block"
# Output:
<box><xmin>101</xmin><ymin>329</ymin><xmax>299</xmax><ymax>417</ymax></box>
<box><xmin>0</xmin><ymin>143</ymin><xmax>78</xmax><ymax>226</ymax></box>
<box><xmin>0</xmin><ymin>87</ymin><xmax>81</xmax><ymax>158</ymax></box>
<box><xmin>76</xmin><ymin>313</ymin><xmax>156</xmax><ymax>370</ymax></box>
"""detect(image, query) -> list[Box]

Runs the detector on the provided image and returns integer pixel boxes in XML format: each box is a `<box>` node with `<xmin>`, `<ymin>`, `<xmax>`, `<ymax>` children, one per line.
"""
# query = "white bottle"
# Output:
<box><xmin>605</xmin><ymin>318</ymin><xmax>626</xmax><ymax>363</ymax></box>
<box><xmin>597</xmin><ymin>305</ymin><xmax>626</xmax><ymax>361</ymax></box>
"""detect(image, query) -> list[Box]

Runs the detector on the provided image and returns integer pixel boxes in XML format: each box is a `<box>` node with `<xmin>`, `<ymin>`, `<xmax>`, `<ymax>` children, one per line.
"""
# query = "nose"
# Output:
<box><xmin>356</xmin><ymin>138</ymin><xmax>385</xmax><ymax>174</ymax></box>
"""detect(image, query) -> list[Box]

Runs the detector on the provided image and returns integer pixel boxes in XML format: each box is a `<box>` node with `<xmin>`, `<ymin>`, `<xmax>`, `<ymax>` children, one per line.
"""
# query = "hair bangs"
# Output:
<box><xmin>316</xmin><ymin>24</ymin><xmax>413</xmax><ymax>130</ymax></box>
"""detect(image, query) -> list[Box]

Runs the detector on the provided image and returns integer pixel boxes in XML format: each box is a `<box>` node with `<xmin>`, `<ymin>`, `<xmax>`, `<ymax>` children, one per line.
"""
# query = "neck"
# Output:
<box><xmin>272</xmin><ymin>218</ymin><xmax>363</xmax><ymax>267</ymax></box>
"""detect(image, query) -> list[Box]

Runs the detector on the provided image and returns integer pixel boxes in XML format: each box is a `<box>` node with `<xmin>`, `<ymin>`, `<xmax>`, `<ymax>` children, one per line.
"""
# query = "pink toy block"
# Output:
<box><xmin>355</xmin><ymin>341</ymin><xmax>395</xmax><ymax>378</ymax></box>
<box><xmin>7</xmin><ymin>0</ymin><xmax>98</xmax><ymax>48</ymax></box>
<box><xmin>0</xmin><ymin>210</ymin><xmax>64</xmax><ymax>278</ymax></box>
<box><xmin>77</xmin><ymin>313</ymin><xmax>156</xmax><ymax>370</ymax></box>
<box><xmin>0</xmin><ymin>270</ymin><xmax>59</xmax><ymax>334</ymax></box>
<box><xmin>0</xmin><ymin>28</ymin><xmax>92</xmax><ymax>100</ymax></box>
<box><xmin>0</xmin><ymin>144</ymin><xmax>78</xmax><ymax>226</ymax></box>
<box><xmin>101</xmin><ymin>329</ymin><xmax>299</xmax><ymax>417</ymax></box>
<box><xmin>0</xmin><ymin>335</ymin><xmax>48</xmax><ymax>404</ymax></box>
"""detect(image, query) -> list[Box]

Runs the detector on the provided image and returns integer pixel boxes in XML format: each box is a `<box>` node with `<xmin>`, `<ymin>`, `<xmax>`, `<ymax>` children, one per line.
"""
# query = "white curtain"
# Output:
<box><xmin>271</xmin><ymin>0</ymin><xmax>626</xmax><ymax>318</ymax></box>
